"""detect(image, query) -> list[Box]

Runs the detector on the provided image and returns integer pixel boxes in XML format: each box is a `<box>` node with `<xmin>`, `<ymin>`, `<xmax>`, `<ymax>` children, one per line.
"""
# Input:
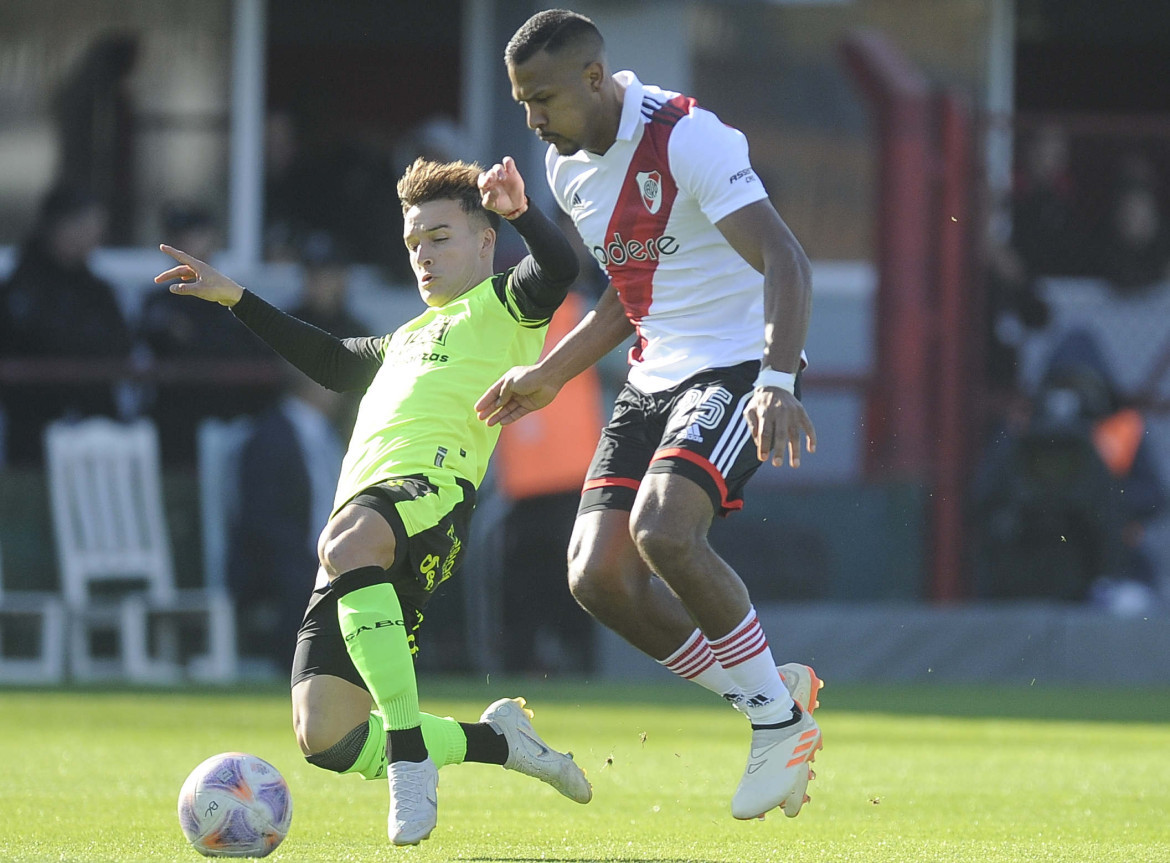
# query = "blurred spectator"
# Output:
<box><xmin>1098</xmin><ymin>175</ymin><xmax>1170</xmax><ymax>295</ymax></box>
<box><xmin>287</xmin><ymin>231</ymin><xmax>370</xmax><ymax>338</ymax></box>
<box><xmin>263</xmin><ymin>109</ymin><xmax>317</xmax><ymax>263</ymax></box>
<box><xmin>229</xmin><ymin>368</ymin><xmax>346</xmax><ymax>672</ymax></box>
<box><xmin>53</xmin><ymin>34</ymin><xmax>138</xmax><ymax>243</ymax></box>
<box><xmin>140</xmin><ymin>204</ymin><xmax>275</xmax><ymax>465</ymax></box>
<box><xmin>972</xmin><ymin>327</ymin><xmax>1166</xmax><ymax>611</ymax></box>
<box><xmin>0</xmin><ymin>185</ymin><xmax>131</xmax><ymax>465</ymax></box>
<box><xmin>263</xmin><ymin>107</ymin><xmax>399</xmax><ymax>271</ymax></box>
<box><xmin>395</xmin><ymin>116</ymin><xmax>473</xmax><ymax>167</ymax></box>
<box><xmin>1010</xmin><ymin>123</ymin><xmax>1087</xmax><ymax>277</ymax></box>
<box><xmin>385</xmin><ymin>117</ymin><xmax>481</xmax><ymax>282</ymax></box>
<box><xmin>1042</xmin><ymin>329</ymin><xmax>1167</xmax><ymax>612</ymax></box>
<box><xmin>971</xmin><ymin>370</ymin><xmax>1122</xmax><ymax>602</ymax></box>
<box><xmin>494</xmin><ymin>289</ymin><xmax>605</xmax><ymax>673</ymax></box>
<box><xmin>286</xmin><ymin>231</ymin><xmax>369</xmax><ymax>438</ymax></box>
<box><xmin>983</xmin><ymin>192</ymin><xmax>1051</xmax><ymax>391</ymax></box>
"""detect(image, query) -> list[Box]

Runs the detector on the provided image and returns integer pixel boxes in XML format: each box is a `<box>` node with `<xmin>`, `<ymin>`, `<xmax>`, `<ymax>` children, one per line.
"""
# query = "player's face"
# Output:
<box><xmin>402</xmin><ymin>199</ymin><xmax>494</xmax><ymax>307</ymax></box>
<box><xmin>508</xmin><ymin>49</ymin><xmax>605</xmax><ymax>156</ymax></box>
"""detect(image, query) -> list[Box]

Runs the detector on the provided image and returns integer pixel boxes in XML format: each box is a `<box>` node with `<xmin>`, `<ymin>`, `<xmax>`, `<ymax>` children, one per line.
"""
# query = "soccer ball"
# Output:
<box><xmin>177</xmin><ymin>752</ymin><xmax>292</xmax><ymax>858</ymax></box>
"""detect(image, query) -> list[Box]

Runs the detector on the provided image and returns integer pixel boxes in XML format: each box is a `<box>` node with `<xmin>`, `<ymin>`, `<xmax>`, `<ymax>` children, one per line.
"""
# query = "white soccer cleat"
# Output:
<box><xmin>386</xmin><ymin>757</ymin><xmax>438</xmax><ymax>846</ymax></box>
<box><xmin>480</xmin><ymin>697</ymin><xmax>592</xmax><ymax>804</ymax></box>
<box><xmin>731</xmin><ymin>704</ymin><xmax>822</xmax><ymax>821</ymax></box>
<box><xmin>778</xmin><ymin>662</ymin><xmax>824</xmax><ymax>715</ymax></box>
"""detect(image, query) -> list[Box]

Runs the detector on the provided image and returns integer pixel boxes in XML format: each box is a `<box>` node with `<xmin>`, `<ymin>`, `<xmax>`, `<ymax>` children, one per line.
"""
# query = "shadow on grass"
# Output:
<box><xmin>463</xmin><ymin>859</ymin><xmax>716</xmax><ymax>863</ymax></box>
<box><xmin>5</xmin><ymin>676</ymin><xmax>1170</xmax><ymax>724</ymax></box>
<box><xmin>421</xmin><ymin>676</ymin><xmax>1170</xmax><ymax>724</ymax></box>
<box><xmin>425</xmin><ymin>676</ymin><xmax>1170</xmax><ymax>725</ymax></box>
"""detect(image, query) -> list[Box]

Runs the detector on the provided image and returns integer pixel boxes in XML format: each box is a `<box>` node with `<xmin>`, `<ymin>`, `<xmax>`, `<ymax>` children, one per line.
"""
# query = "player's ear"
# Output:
<box><xmin>481</xmin><ymin>226</ymin><xmax>496</xmax><ymax>256</ymax></box>
<box><xmin>584</xmin><ymin>60</ymin><xmax>605</xmax><ymax>93</ymax></box>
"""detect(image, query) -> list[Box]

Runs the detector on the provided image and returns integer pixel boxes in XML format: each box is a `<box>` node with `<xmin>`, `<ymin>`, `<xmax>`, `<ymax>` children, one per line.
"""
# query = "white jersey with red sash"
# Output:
<box><xmin>545</xmin><ymin>70</ymin><xmax>771</xmax><ymax>393</ymax></box>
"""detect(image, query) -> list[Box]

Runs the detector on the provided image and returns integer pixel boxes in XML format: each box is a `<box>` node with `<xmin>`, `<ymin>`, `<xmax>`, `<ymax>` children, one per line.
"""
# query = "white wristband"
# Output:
<box><xmin>754</xmin><ymin>368</ymin><xmax>796</xmax><ymax>394</ymax></box>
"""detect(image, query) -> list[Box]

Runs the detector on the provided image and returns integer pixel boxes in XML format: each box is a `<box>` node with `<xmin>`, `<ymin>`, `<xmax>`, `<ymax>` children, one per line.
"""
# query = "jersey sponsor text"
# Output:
<box><xmin>591</xmin><ymin>231</ymin><xmax>680</xmax><ymax>266</ymax></box>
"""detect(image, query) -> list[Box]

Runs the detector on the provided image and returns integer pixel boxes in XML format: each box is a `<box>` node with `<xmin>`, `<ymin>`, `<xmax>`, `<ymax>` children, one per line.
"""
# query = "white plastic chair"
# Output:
<box><xmin>44</xmin><ymin>418</ymin><xmax>237</xmax><ymax>684</ymax></box>
<box><xmin>0</xmin><ymin>539</ymin><xmax>66</xmax><ymax>684</ymax></box>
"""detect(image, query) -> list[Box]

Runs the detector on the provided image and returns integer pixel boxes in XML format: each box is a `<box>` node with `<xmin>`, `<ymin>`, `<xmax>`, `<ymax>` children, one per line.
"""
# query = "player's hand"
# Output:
<box><xmin>475</xmin><ymin>364</ymin><xmax>560</xmax><ymax>426</ymax></box>
<box><xmin>478</xmin><ymin>156</ymin><xmax>527</xmax><ymax>219</ymax></box>
<box><xmin>744</xmin><ymin>386</ymin><xmax>817</xmax><ymax>468</ymax></box>
<box><xmin>154</xmin><ymin>244</ymin><xmax>244</xmax><ymax>307</ymax></box>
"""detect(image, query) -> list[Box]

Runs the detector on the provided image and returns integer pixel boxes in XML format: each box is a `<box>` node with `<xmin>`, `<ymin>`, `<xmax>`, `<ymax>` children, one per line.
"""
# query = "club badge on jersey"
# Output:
<box><xmin>636</xmin><ymin>171</ymin><xmax>663</xmax><ymax>214</ymax></box>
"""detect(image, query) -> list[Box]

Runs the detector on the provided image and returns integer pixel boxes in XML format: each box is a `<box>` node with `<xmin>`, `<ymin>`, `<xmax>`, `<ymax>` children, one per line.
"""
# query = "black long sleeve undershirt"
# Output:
<box><xmin>231</xmin><ymin>290</ymin><xmax>382</xmax><ymax>392</ymax></box>
<box><xmin>498</xmin><ymin>201</ymin><xmax>578</xmax><ymax>320</ymax></box>
<box><xmin>230</xmin><ymin>200</ymin><xmax>578</xmax><ymax>393</ymax></box>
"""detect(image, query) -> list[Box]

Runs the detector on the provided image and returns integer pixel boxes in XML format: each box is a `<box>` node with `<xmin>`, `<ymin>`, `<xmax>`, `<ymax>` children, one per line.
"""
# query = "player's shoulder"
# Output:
<box><xmin>639</xmin><ymin>82</ymin><xmax>742</xmax><ymax>144</ymax></box>
<box><xmin>638</xmin><ymin>82</ymin><xmax>696</xmax><ymax>128</ymax></box>
<box><xmin>666</xmin><ymin>107</ymin><xmax>750</xmax><ymax>172</ymax></box>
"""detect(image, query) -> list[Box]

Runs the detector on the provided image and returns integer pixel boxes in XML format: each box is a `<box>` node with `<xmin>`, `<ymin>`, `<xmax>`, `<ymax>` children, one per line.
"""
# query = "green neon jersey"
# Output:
<box><xmin>333</xmin><ymin>272</ymin><xmax>548</xmax><ymax>512</ymax></box>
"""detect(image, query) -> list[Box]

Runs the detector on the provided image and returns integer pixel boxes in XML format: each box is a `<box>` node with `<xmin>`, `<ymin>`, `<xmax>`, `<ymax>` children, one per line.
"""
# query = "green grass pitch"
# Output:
<box><xmin>1</xmin><ymin>678</ymin><xmax>1167</xmax><ymax>862</ymax></box>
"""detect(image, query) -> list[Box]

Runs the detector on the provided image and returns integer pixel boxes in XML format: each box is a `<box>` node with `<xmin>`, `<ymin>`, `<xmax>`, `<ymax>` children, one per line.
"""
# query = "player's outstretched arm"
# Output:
<box><xmin>716</xmin><ymin>200</ymin><xmax>817</xmax><ymax>468</ymax></box>
<box><xmin>476</xmin><ymin>284</ymin><xmax>632</xmax><ymax>426</ymax></box>
<box><xmin>155</xmin><ymin>244</ymin><xmax>244</xmax><ymax>306</ymax></box>
<box><xmin>155</xmin><ymin>244</ymin><xmax>380</xmax><ymax>393</ymax></box>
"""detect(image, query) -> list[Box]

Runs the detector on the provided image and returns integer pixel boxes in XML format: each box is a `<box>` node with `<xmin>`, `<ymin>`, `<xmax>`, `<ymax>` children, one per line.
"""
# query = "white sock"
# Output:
<box><xmin>659</xmin><ymin>629</ymin><xmax>744</xmax><ymax>707</ymax></box>
<box><xmin>708</xmin><ymin>607</ymin><xmax>794</xmax><ymax>724</ymax></box>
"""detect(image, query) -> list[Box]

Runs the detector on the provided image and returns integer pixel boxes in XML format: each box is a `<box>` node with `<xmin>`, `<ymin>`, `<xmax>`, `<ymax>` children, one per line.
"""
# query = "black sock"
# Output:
<box><xmin>387</xmin><ymin>726</ymin><xmax>428</xmax><ymax>763</ymax></box>
<box><xmin>460</xmin><ymin>722</ymin><xmax>509</xmax><ymax>765</ymax></box>
<box><xmin>751</xmin><ymin>702</ymin><xmax>803</xmax><ymax>731</ymax></box>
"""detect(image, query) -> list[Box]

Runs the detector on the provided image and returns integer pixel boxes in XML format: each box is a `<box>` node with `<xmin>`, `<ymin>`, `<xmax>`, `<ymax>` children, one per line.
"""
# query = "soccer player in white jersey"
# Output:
<box><xmin>477</xmin><ymin>9</ymin><xmax>822</xmax><ymax>821</ymax></box>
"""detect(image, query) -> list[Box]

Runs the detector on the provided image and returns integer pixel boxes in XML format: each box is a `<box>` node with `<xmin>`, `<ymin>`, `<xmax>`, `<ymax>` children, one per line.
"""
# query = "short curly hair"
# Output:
<box><xmin>505</xmin><ymin>8</ymin><xmax>603</xmax><ymax>68</ymax></box>
<box><xmin>396</xmin><ymin>158</ymin><xmax>499</xmax><ymax>231</ymax></box>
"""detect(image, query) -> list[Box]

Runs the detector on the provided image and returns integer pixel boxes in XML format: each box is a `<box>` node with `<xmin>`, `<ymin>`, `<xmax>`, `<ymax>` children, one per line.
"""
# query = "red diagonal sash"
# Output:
<box><xmin>602</xmin><ymin>96</ymin><xmax>695</xmax><ymax>362</ymax></box>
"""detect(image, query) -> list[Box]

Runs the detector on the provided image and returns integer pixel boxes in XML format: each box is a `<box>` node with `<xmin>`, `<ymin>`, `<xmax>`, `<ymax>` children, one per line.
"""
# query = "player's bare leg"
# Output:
<box><xmin>318</xmin><ymin>506</ymin><xmax>438</xmax><ymax>844</ymax></box>
<box><xmin>568</xmin><ymin>511</ymin><xmax>746</xmax><ymax>698</ymax></box>
<box><xmin>628</xmin><ymin>471</ymin><xmax>820</xmax><ymax>819</ymax></box>
<box><xmin>567</xmin><ymin>509</ymin><xmax>697</xmax><ymax>659</ymax></box>
<box><xmin>568</xmin><ymin>513</ymin><xmax>820</xmax><ymax>713</ymax></box>
<box><xmin>628</xmin><ymin>473</ymin><xmax>753</xmax><ymax>637</ymax></box>
<box><xmin>571</xmin><ymin>507</ymin><xmax>778</xmax><ymax>700</ymax></box>
<box><xmin>292</xmin><ymin>667</ymin><xmax>589</xmax><ymax>806</ymax></box>
<box><xmin>292</xmin><ymin>673</ymin><xmax>375</xmax><ymax>760</ymax></box>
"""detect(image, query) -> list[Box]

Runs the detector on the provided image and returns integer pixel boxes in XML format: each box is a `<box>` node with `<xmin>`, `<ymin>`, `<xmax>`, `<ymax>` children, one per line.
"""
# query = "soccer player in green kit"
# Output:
<box><xmin>155</xmin><ymin>156</ymin><xmax>590</xmax><ymax>845</ymax></box>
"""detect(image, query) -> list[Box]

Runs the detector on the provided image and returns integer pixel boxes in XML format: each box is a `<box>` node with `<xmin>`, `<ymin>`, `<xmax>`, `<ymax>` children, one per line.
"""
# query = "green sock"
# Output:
<box><xmin>422</xmin><ymin>713</ymin><xmax>469</xmax><ymax>766</ymax></box>
<box><xmin>334</xmin><ymin>570</ymin><xmax>420</xmax><ymax>731</ymax></box>
<box><xmin>341</xmin><ymin>714</ymin><xmax>391</xmax><ymax>779</ymax></box>
<box><xmin>345</xmin><ymin>712</ymin><xmax>469</xmax><ymax>779</ymax></box>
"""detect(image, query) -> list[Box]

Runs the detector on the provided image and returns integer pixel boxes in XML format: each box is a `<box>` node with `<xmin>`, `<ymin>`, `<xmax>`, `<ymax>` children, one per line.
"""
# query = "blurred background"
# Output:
<box><xmin>2</xmin><ymin>0</ymin><xmax>1169</xmax><ymax>687</ymax></box>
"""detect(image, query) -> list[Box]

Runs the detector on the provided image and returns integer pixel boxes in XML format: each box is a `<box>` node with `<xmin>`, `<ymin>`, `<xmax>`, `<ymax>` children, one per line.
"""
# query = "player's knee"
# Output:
<box><xmin>293</xmin><ymin>706</ymin><xmax>332</xmax><ymax>757</ymax></box>
<box><xmin>303</xmin><ymin>723</ymin><xmax>373</xmax><ymax>775</ymax></box>
<box><xmin>317</xmin><ymin>532</ymin><xmax>388</xmax><ymax>580</ymax></box>
<box><xmin>316</xmin><ymin>533</ymin><xmax>350</xmax><ymax>580</ymax></box>
<box><xmin>630</xmin><ymin>511</ymin><xmax>695</xmax><ymax>573</ymax></box>
<box><xmin>294</xmin><ymin>708</ymin><xmax>356</xmax><ymax>760</ymax></box>
<box><xmin>567</xmin><ymin>550</ymin><xmax>625</xmax><ymax>614</ymax></box>
<box><xmin>566</xmin><ymin>556</ymin><xmax>599</xmax><ymax>608</ymax></box>
<box><xmin>316</xmin><ymin>512</ymin><xmax>396</xmax><ymax>579</ymax></box>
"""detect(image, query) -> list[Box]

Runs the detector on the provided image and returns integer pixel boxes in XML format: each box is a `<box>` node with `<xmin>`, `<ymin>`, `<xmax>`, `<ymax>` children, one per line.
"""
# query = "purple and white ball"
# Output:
<box><xmin>178</xmin><ymin>752</ymin><xmax>292</xmax><ymax>858</ymax></box>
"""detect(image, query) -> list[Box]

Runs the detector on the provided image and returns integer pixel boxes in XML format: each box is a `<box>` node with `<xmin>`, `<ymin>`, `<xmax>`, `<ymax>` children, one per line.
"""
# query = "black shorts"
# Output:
<box><xmin>580</xmin><ymin>361</ymin><xmax>780</xmax><ymax>517</ymax></box>
<box><xmin>289</xmin><ymin>475</ymin><xmax>475</xmax><ymax>690</ymax></box>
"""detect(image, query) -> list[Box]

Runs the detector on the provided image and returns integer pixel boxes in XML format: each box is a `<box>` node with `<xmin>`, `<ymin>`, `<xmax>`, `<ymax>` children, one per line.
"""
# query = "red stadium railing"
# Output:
<box><xmin>841</xmin><ymin>30</ymin><xmax>980</xmax><ymax>602</ymax></box>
